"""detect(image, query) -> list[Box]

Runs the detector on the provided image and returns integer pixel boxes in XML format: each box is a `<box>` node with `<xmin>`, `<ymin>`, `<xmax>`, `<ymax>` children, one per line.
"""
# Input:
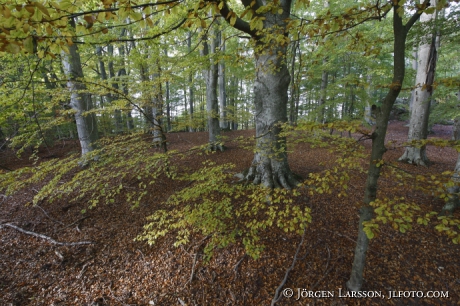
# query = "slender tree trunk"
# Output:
<box><xmin>399</xmin><ymin>0</ymin><xmax>438</xmax><ymax>166</ymax></box>
<box><xmin>117</xmin><ymin>41</ymin><xmax>133</xmax><ymax>132</ymax></box>
<box><xmin>317</xmin><ymin>0</ymin><xmax>330</xmax><ymax>124</ymax></box>
<box><xmin>61</xmin><ymin>18</ymin><xmax>98</xmax><ymax>157</ymax></box>
<box><xmin>152</xmin><ymin>61</ymin><xmax>166</xmax><ymax>150</ymax></box>
<box><xmin>289</xmin><ymin>40</ymin><xmax>298</xmax><ymax>125</ymax></box>
<box><xmin>218</xmin><ymin>31</ymin><xmax>228</xmax><ymax>130</ymax></box>
<box><xmin>201</xmin><ymin>24</ymin><xmax>222</xmax><ymax>151</ymax></box>
<box><xmin>187</xmin><ymin>32</ymin><xmax>195</xmax><ymax>132</ymax></box>
<box><xmin>165</xmin><ymin>48</ymin><xmax>171</xmax><ymax>132</ymax></box>
<box><xmin>347</xmin><ymin>3</ymin><xmax>425</xmax><ymax>292</ymax></box>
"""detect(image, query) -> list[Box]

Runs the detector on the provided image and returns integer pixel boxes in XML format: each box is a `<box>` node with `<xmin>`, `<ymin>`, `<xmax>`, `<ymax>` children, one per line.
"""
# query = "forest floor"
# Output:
<box><xmin>1</xmin><ymin>120</ymin><xmax>459</xmax><ymax>306</ymax></box>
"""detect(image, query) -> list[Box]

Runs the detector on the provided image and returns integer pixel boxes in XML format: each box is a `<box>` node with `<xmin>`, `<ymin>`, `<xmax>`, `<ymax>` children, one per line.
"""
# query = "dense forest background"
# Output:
<box><xmin>1</xmin><ymin>0</ymin><xmax>460</xmax><ymax>305</ymax></box>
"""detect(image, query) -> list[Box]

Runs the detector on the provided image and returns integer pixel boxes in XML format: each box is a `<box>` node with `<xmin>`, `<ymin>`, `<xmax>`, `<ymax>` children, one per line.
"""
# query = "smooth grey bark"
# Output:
<box><xmin>317</xmin><ymin>0</ymin><xmax>330</xmax><ymax>124</ymax></box>
<box><xmin>151</xmin><ymin>61</ymin><xmax>166</xmax><ymax>149</ymax></box>
<box><xmin>408</xmin><ymin>47</ymin><xmax>418</xmax><ymax>115</ymax></box>
<box><xmin>117</xmin><ymin>43</ymin><xmax>134</xmax><ymax>131</ymax></box>
<box><xmin>216</xmin><ymin>0</ymin><xmax>298</xmax><ymax>187</ymax></box>
<box><xmin>164</xmin><ymin>48</ymin><xmax>171</xmax><ymax>132</ymax></box>
<box><xmin>289</xmin><ymin>39</ymin><xmax>299</xmax><ymax>125</ymax></box>
<box><xmin>399</xmin><ymin>1</ymin><xmax>438</xmax><ymax>166</ymax></box>
<box><xmin>106</xmin><ymin>45</ymin><xmax>123</xmax><ymax>134</ymax></box>
<box><xmin>218</xmin><ymin>30</ymin><xmax>228</xmax><ymax>130</ymax></box>
<box><xmin>201</xmin><ymin>25</ymin><xmax>222</xmax><ymax>151</ymax></box>
<box><xmin>244</xmin><ymin>2</ymin><xmax>298</xmax><ymax>188</ymax></box>
<box><xmin>228</xmin><ymin>75</ymin><xmax>238</xmax><ymax>130</ymax></box>
<box><xmin>347</xmin><ymin>3</ymin><xmax>426</xmax><ymax>292</ymax></box>
<box><xmin>187</xmin><ymin>32</ymin><xmax>195</xmax><ymax>132</ymax></box>
<box><xmin>61</xmin><ymin>18</ymin><xmax>98</xmax><ymax>157</ymax></box>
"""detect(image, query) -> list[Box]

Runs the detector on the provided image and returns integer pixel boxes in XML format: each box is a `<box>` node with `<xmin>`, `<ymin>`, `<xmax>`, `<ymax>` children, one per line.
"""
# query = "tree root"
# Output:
<box><xmin>398</xmin><ymin>147</ymin><xmax>429</xmax><ymax>166</ymax></box>
<box><xmin>0</xmin><ymin>223</ymin><xmax>94</xmax><ymax>246</ymax></box>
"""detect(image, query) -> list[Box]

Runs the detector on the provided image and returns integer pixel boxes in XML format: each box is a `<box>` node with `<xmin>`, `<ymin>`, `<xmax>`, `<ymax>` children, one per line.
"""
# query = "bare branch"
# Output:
<box><xmin>271</xmin><ymin>226</ymin><xmax>307</xmax><ymax>305</ymax></box>
<box><xmin>1</xmin><ymin>223</ymin><xmax>94</xmax><ymax>246</ymax></box>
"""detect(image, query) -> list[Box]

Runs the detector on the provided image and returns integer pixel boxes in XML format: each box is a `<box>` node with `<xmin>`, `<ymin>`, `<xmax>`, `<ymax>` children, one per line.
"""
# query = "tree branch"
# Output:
<box><xmin>208</xmin><ymin>0</ymin><xmax>257</xmax><ymax>36</ymax></box>
<box><xmin>1</xmin><ymin>223</ymin><xmax>94</xmax><ymax>246</ymax></box>
<box><xmin>405</xmin><ymin>0</ymin><xmax>431</xmax><ymax>31</ymax></box>
<box><xmin>271</xmin><ymin>226</ymin><xmax>307</xmax><ymax>305</ymax></box>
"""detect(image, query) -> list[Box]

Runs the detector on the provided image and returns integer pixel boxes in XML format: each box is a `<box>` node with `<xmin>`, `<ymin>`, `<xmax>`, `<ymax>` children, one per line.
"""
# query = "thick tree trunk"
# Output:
<box><xmin>347</xmin><ymin>4</ymin><xmax>424</xmax><ymax>292</ymax></box>
<box><xmin>399</xmin><ymin>1</ymin><xmax>438</xmax><ymax>166</ymax></box>
<box><xmin>61</xmin><ymin>18</ymin><xmax>98</xmax><ymax>157</ymax></box>
<box><xmin>244</xmin><ymin>5</ymin><xmax>299</xmax><ymax>189</ymax></box>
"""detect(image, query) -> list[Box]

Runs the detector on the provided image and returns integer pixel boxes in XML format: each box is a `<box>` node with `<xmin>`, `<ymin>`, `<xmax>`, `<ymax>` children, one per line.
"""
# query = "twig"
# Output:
<box><xmin>35</xmin><ymin>204</ymin><xmax>65</xmax><ymax>225</ymax></box>
<box><xmin>78</xmin><ymin>262</ymin><xmax>89</xmax><ymax>279</ymax></box>
<box><xmin>189</xmin><ymin>253</ymin><xmax>199</xmax><ymax>283</ymax></box>
<box><xmin>57</xmin><ymin>216</ymin><xmax>88</xmax><ymax>232</ymax></box>
<box><xmin>0</xmin><ymin>223</ymin><xmax>94</xmax><ymax>246</ymax></box>
<box><xmin>271</xmin><ymin>227</ymin><xmax>307</xmax><ymax>306</ymax></box>
<box><xmin>233</xmin><ymin>254</ymin><xmax>247</xmax><ymax>274</ymax></box>
<box><xmin>136</xmin><ymin>249</ymin><xmax>145</xmax><ymax>261</ymax></box>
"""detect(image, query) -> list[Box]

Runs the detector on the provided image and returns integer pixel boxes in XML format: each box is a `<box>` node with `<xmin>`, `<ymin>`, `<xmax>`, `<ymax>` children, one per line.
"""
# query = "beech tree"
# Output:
<box><xmin>201</xmin><ymin>21</ymin><xmax>223</xmax><ymax>151</ymax></box>
<box><xmin>212</xmin><ymin>0</ymin><xmax>300</xmax><ymax>188</ymax></box>
<box><xmin>61</xmin><ymin>18</ymin><xmax>99</xmax><ymax>157</ymax></box>
<box><xmin>347</xmin><ymin>0</ymin><xmax>429</xmax><ymax>292</ymax></box>
<box><xmin>399</xmin><ymin>0</ymin><xmax>439</xmax><ymax>166</ymax></box>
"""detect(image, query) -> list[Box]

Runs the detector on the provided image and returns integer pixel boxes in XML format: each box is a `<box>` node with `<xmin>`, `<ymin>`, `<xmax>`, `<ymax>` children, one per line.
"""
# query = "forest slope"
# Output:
<box><xmin>0</xmin><ymin>121</ymin><xmax>459</xmax><ymax>306</ymax></box>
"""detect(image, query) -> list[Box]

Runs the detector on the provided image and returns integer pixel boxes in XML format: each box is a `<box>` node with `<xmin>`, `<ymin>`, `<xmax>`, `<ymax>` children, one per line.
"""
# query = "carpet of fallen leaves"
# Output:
<box><xmin>1</xmin><ymin>121</ymin><xmax>459</xmax><ymax>306</ymax></box>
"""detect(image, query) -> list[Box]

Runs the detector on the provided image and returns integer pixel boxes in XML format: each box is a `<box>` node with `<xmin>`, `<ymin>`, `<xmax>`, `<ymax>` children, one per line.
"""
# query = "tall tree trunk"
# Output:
<box><xmin>106</xmin><ymin>44</ymin><xmax>123</xmax><ymax>134</ymax></box>
<box><xmin>165</xmin><ymin>48</ymin><xmax>171</xmax><ymax>132</ymax></box>
<box><xmin>243</xmin><ymin>1</ymin><xmax>299</xmax><ymax>188</ymax></box>
<box><xmin>399</xmin><ymin>0</ymin><xmax>438</xmax><ymax>166</ymax></box>
<box><xmin>289</xmin><ymin>40</ymin><xmax>299</xmax><ymax>125</ymax></box>
<box><xmin>187</xmin><ymin>32</ymin><xmax>195</xmax><ymax>132</ymax></box>
<box><xmin>229</xmin><ymin>75</ymin><xmax>238</xmax><ymax>130</ymax></box>
<box><xmin>117</xmin><ymin>40</ymin><xmax>133</xmax><ymax>132</ymax></box>
<box><xmin>218</xmin><ymin>30</ymin><xmax>228</xmax><ymax>130</ymax></box>
<box><xmin>347</xmin><ymin>3</ymin><xmax>426</xmax><ymax>292</ymax></box>
<box><xmin>201</xmin><ymin>23</ymin><xmax>222</xmax><ymax>151</ymax></box>
<box><xmin>61</xmin><ymin>18</ymin><xmax>98</xmax><ymax>157</ymax></box>
<box><xmin>317</xmin><ymin>0</ymin><xmax>330</xmax><ymax>124</ymax></box>
<box><xmin>152</xmin><ymin>61</ymin><xmax>166</xmax><ymax>150</ymax></box>
<box><xmin>216</xmin><ymin>0</ymin><xmax>297</xmax><ymax>187</ymax></box>
<box><xmin>408</xmin><ymin>46</ymin><xmax>418</xmax><ymax>115</ymax></box>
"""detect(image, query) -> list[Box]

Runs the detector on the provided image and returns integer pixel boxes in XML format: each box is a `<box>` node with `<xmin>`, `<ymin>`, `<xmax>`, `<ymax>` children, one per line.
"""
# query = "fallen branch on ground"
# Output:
<box><xmin>233</xmin><ymin>254</ymin><xmax>247</xmax><ymax>275</ymax></box>
<box><xmin>271</xmin><ymin>226</ymin><xmax>307</xmax><ymax>306</ymax></box>
<box><xmin>0</xmin><ymin>223</ymin><xmax>94</xmax><ymax>246</ymax></box>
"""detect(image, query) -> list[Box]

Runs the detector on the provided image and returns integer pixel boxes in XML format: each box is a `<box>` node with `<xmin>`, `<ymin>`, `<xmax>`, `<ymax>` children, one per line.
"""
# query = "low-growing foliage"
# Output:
<box><xmin>137</xmin><ymin>161</ymin><xmax>311</xmax><ymax>260</ymax></box>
